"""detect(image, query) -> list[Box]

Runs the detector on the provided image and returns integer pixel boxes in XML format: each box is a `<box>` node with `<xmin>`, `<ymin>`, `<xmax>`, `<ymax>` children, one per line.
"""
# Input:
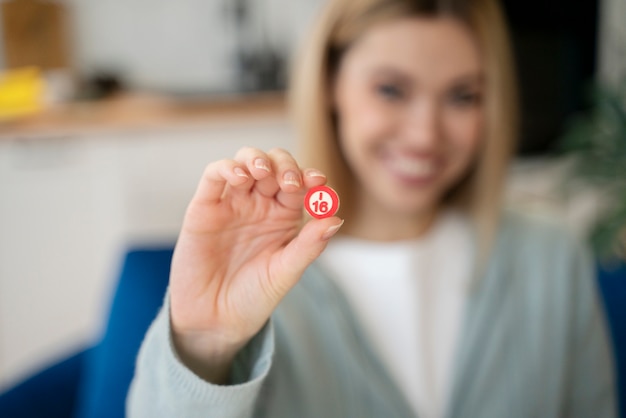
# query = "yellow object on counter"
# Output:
<box><xmin>0</xmin><ymin>67</ymin><xmax>45</xmax><ymax>120</ymax></box>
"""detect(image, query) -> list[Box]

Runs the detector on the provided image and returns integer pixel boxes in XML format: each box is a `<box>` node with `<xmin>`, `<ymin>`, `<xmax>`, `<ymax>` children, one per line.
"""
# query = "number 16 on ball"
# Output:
<box><xmin>304</xmin><ymin>185</ymin><xmax>340</xmax><ymax>219</ymax></box>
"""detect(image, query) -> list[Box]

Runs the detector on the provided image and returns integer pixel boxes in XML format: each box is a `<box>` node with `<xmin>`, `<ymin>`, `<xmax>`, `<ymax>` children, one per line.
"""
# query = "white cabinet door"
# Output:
<box><xmin>0</xmin><ymin>134</ymin><xmax>120</xmax><ymax>388</ymax></box>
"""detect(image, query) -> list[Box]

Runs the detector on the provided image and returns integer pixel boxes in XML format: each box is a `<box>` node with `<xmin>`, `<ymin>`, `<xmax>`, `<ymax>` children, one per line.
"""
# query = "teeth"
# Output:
<box><xmin>392</xmin><ymin>157</ymin><xmax>435</xmax><ymax>177</ymax></box>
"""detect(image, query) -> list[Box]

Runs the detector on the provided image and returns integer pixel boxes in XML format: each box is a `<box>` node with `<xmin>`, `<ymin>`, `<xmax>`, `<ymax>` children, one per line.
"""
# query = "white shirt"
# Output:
<box><xmin>317</xmin><ymin>209</ymin><xmax>475</xmax><ymax>418</ymax></box>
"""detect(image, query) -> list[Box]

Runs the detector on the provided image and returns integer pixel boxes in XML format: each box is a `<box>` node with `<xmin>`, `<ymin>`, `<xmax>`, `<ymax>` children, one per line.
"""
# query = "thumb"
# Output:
<box><xmin>276</xmin><ymin>217</ymin><xmax>344</xmax><ymax>285</ymax></box>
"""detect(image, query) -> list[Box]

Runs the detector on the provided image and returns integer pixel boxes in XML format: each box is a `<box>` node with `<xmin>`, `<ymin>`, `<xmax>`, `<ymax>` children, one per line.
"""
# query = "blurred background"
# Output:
<box><xmin>0</xmin><ymin>0</ymin><xmax>624</xmax><ymax>411</ymax></box>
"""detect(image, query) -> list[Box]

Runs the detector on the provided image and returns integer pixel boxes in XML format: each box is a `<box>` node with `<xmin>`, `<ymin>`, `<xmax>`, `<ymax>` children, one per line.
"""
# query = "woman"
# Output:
<box><xmin>128</xmin><ymin>0</ymin><xmax>616</xmax><ymax>416</ymax></box>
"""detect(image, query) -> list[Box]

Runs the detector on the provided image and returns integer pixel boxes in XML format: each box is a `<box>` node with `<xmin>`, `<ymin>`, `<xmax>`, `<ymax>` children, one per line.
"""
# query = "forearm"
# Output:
<box><xmin>127</xmin><ymin>292</ymin><xmax>275</xmax><ymax>418</ymax></box>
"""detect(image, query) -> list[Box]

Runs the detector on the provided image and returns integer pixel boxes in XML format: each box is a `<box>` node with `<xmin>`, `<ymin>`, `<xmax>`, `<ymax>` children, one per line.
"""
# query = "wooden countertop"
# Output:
<box><xmin>0</xmin><ymin>91</ymin><xmax>288</xmax><ymax>139</ymax></box>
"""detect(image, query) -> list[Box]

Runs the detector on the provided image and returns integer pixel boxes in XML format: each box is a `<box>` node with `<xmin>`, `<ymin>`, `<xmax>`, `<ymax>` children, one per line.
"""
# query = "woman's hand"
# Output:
<box><xmin>169</xmin><ymin>147</ymin><xmax>343</xmax><ymax>383</ymax></box>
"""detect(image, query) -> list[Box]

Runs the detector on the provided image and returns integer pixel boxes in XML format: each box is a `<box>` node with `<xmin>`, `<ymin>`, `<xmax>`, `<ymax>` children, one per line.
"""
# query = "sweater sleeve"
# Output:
<box><xmin>126</xmin><ymin>292</ymin><xmax>274</xmax><ymax>418</ymax></box>
<box><xmin>563</xmin><ymin>239</ymin><xmax>617</xmax><ymax>418</ymax></box>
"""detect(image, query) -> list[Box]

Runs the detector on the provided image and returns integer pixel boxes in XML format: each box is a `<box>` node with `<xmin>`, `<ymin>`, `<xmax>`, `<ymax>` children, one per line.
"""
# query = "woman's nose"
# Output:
<box><xmin>403</xmin><ymin>100</ymin><xmax>440</xmax><ymax>147</ymax></box>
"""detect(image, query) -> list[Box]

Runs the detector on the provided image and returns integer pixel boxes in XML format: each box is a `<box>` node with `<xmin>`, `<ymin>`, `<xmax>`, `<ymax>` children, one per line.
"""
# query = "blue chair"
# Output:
<box><xmin>0</xmin><ymin>247</ymin><xmax>624</xmax><ymax>417</ymax></box>
<box><xmin>0</xmin><ymin>247</ymin><xmax>173</xmax><ymax>418</ymax></box>
<box><xmin>598</xmin><ymin>260</ymin><xmax>626</xmax><ymax>418</ymax></box>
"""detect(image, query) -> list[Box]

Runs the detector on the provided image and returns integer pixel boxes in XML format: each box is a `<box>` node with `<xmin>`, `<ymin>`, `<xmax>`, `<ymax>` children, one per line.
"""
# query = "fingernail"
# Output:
<box><xmin>254</xmin><ymin>158</ymin><xmax>270</xmax><ymax>172</ymax></box>
<box><xmin>305</xmin><ymin>169</ymin><xmax>326</xmax><ymax>178</ymax></box>
<box><xmin>283</xmin><ymin>171</ymin><xmax>301</xmax><ymax>187</ymax></box>
<box><xmin>322</xmin><ymin>219</ymin><xmax>344</xmax><ymax>240</ymax></box>
<box><xmin>234</xmin><ymin>167</ymin><xmax>249</xmax><ymax>178</ymax></box>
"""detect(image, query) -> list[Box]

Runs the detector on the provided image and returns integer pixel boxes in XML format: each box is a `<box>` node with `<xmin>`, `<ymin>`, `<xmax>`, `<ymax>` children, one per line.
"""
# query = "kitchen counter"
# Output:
<box><xmin>0</xmin><ymin>91</ymin><xmax>287</xmax><ymax>139</ymax></box>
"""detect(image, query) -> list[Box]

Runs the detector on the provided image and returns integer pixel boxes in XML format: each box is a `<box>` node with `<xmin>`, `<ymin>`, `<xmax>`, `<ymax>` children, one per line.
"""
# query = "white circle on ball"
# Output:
<box><xmin>308</xmin><ymin>190</ymin><xmax>333</xmax><ymax>215</ymax></box>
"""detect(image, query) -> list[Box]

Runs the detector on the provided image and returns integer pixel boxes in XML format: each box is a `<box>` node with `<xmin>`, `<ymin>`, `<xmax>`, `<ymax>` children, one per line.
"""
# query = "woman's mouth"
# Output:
<box><xmin>382</xmin><ymin>154</ymin><xmax>439</xmax><ymax>185</ymax></box>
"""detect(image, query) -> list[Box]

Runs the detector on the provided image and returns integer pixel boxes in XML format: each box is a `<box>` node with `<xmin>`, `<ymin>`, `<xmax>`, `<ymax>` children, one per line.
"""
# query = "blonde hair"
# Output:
<box><xmin>289</xmin><ymin>0</ymin><xmax>518</xmax><ymax>276</ymax></box>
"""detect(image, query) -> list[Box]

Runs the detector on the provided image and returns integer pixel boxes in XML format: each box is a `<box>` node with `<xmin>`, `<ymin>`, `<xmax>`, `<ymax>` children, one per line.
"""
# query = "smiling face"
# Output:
<box><xmin>333</xmin><ymin>16</ymin><xmax>484</xmax><ymax>227</ymax></box>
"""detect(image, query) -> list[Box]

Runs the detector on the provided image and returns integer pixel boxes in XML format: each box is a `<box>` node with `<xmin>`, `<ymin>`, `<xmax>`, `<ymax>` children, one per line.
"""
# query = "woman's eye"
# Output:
<box><xmin>448</xmin><ymin>90</ymin><xmax>481</xmax><ymax>107</ymax></box>
<box><xmin>377</xmin><ymin>84</ymin><xmax>404</xmax><ymax>101</ymax></box>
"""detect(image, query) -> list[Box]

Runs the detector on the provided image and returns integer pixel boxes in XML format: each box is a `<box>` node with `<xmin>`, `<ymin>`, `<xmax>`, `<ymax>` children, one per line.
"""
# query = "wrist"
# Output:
<box><xmin>171</xmin><ymin>327</ymin><xmax>245</xmax><ymax>385</ymax></box>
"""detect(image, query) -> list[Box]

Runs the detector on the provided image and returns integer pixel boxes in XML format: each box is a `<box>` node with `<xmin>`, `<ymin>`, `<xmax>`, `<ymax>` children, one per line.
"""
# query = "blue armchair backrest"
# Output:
<box><xmin>74</xmin><ymin>247</ymin><xmax>173</xmax><ymax>418</ymax></box>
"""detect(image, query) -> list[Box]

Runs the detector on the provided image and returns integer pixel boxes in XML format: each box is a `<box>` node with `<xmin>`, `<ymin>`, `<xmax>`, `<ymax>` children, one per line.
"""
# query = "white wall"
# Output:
<box><xmin>67</xmin><ymin>0</ymin><xmax>239</xmax><ymax>92</ymax></box>
<box><xmin>64</xmin><ymin>0</ymin><xmax>324</xmax><ymax>92</ymax></box>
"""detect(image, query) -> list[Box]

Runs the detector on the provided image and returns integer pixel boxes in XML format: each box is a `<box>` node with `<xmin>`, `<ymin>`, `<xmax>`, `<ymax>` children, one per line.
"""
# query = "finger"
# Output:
<box><xmin>267</xmin><ymin>149</ymin><xmax>306</xmax><ymax>209</ymax></box>
<box><xmin>268</xmin><ymin>148</ymin><xmax>302</xmax><ymax>194</ymax></box>
<box><xmin>267</xmin><ymin>217</ymin><xmax>344</xmax><ymax>297</ymax></box>
<box><xmin>302</xmin><ymin>168</ymin><xmax>328</xmax><ymax>188</ymax></box>
<box><xmin>234</xmin><ymin>147</ymin><xmax>274</xmax><ymax>193</ymax></box>
<box><xmin>192</xmin><ymin>159</ymin><xmax>250</xmax><ymax>205</ymax></box>
<box><xmin>234</xmin><ymin>147</ymin><xmax>280</xmax><ymax>197</ymax></box>
<box><xmin>275</xmin><ymin>169</ymin><xmax>329</xmax><ymax>210</ymax></box>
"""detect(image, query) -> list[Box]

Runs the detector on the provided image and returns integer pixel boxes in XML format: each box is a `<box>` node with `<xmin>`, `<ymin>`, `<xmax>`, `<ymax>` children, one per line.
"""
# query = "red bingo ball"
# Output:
<box><xmin>304</xmin><ymin>185</ymin><xmax>340</xmax><ymax>219</ymax></box>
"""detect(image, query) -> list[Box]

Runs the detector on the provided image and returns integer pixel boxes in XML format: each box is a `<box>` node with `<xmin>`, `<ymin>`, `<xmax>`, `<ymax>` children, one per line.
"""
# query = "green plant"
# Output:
<box><xmin>558</xmin><ymin>79</ymin><xmax>626</xmax><ymax>264</ymax></box>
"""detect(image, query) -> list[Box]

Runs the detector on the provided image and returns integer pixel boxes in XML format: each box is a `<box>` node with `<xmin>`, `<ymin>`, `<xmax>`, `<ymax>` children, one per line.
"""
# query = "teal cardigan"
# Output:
<box><xmin>127</xmin><ymin>209</ymin><xmax>616</xmax><ymax>417</ymax></box>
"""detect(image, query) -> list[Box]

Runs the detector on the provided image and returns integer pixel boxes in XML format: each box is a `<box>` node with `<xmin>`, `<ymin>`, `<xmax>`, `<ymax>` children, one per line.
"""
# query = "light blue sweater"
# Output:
<box><xmin>127</xmin><ymin>209</ymin><xmax>616</xmax><ymax>417</ymax></box>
